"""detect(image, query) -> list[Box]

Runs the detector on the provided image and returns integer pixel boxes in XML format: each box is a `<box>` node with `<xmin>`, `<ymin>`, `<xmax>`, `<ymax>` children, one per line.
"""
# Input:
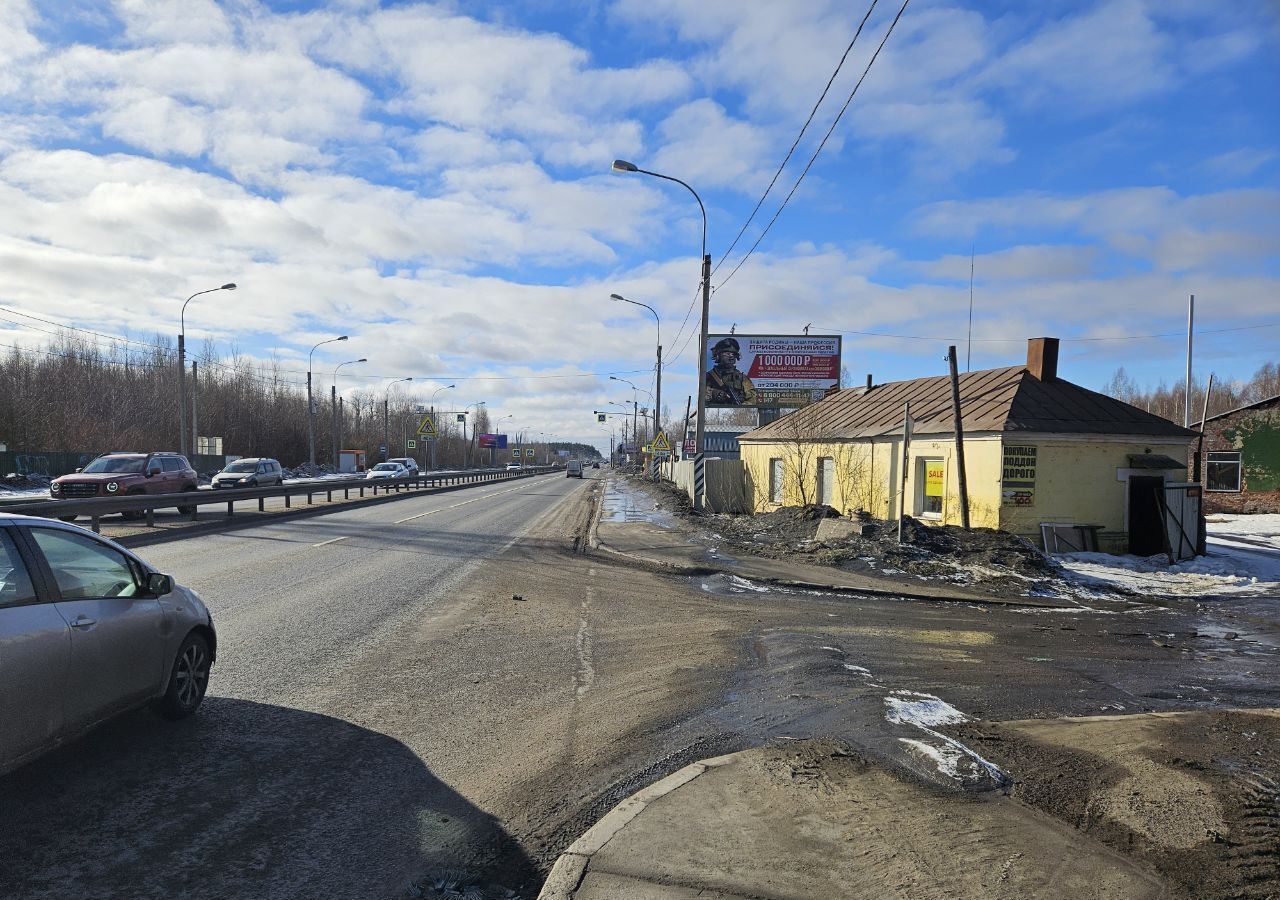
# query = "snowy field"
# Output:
<box><xmin>1057</xmin><ymin>514</ymin><xmax>1280</xmax><ymax>598</ymax></box>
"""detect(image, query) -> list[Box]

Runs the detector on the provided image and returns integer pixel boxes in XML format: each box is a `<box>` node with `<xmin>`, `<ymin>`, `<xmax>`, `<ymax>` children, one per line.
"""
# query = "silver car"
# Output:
<box><xmin>0</xmin><ymin>514</ymin><xmax>215</xmax><ymax>775</ymax></box>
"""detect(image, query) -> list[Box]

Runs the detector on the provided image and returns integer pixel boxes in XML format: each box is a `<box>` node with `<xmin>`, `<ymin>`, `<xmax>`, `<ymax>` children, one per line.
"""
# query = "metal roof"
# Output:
<box><xmin>740</xmin><ymin>365</ymin><xmax>1197</xmax><ymax>442</ymax></box>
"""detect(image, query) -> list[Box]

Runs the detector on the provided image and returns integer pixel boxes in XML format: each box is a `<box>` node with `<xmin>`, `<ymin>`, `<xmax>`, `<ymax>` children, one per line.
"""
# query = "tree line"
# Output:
<box><xmin>1101</xmin><ymin>358</ymin><xmax>1279</xmax><ymax>423</ymax></box>
<box><xmin>0</xmin><ymin>336</ymin><xmax>591</xmax><ymax>470</ymax></box>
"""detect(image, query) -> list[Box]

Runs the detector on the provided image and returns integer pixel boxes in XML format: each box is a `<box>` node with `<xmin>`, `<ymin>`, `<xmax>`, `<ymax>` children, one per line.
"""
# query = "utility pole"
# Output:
<box><xmin>898</xmin><ymin>401</ymin><xmax>912</xmax><ymax>544</ymax></box>
<box><xmin>947</xmin><ymin>346</ymin><xmax>971</xmax><ymax>529</ymax></box>
<box><xmin>1184</xmin><ymin>293</ymin><xmax>1195</xmax><ymax>427</ymax></box>
<box><xmin>331</xmin><ymin>384</ymin><xmax>338</xmax><ymax>466</ymax></box>
<box><xmin>190</xmin><ymin>361</ymin><xmax>199</xmax><ymax>455</ymax></box>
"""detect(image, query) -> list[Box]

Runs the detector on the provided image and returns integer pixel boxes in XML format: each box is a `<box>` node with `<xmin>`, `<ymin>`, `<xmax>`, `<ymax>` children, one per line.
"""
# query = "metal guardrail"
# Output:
<box><xmin>0</xmin><ymin>467</ymin><xmax>555</xmax><ymax>533</ymax></box>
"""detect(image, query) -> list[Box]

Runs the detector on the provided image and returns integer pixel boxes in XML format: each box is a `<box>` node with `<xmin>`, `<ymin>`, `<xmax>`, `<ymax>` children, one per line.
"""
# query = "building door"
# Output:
<box><xmin>1128</xmin><ymin>475</ymin><xmax>1165</xmax><ymax>556</ymax></box>
<box><xmin>817</xmin><ymin>457</ymin><xmax>834</xmax><ymax>506</ymax></box>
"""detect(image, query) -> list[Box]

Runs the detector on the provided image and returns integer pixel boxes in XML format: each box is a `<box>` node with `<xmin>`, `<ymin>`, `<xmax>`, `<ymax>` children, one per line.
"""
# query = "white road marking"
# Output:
<box><xmin>394</xmin><ymin>483</ymin><xmax>532</xmax><ymax>524</ymax></box>
<box><xmin>312</xmin><ymin>536</ymin><xmax>348</xmax><ymax>547</ymax></box>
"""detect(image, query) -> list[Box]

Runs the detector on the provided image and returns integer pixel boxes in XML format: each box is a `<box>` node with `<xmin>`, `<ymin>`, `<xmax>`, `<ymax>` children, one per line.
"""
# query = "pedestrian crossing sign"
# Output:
<box><xmin>407</xmin><ymin>439</ymin><xmax>416</xmax><ymax>449</ymax></box>
<box><xmin>652</xmin><ymin>431</ymin><xmax>671</xmax><ymax>452</ymax></box>
<box><xmin>417</xmin><ymin>415</ymin><xmax>437</xmax><ymax>437</ymax></box>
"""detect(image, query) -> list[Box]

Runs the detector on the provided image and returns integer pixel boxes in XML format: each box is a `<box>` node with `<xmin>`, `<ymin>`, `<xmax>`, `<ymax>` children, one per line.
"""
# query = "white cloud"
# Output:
<box><xmin>112</xmin><ymin>0</ymin><xmax>234</xmax><ymax>46</ymax></box>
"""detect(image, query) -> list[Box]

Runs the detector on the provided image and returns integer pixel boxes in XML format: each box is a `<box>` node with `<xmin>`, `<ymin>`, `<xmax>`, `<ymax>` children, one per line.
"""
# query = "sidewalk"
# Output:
<box><xmin>591</xmin><ymin>474</ymin><xmax>1069</xmax><ymax>608</ymax></box>
<box><xmin>537</xmin><ymin>742</ymin><xmax>1163</xmax><ymax>900</ymax></box>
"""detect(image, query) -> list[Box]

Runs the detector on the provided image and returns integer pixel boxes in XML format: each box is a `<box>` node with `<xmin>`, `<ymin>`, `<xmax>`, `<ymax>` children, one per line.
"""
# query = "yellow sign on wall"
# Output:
<box><xmin>924</xmin><ymin>462</ymin><xmax>946</xmax><ymax>497</ymax></box>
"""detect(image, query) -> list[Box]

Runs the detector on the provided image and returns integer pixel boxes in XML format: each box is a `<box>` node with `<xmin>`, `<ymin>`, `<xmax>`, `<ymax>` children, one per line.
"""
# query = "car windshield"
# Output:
<box><xmin>81</xmin><ymin>457</ymin><xmax>145</xmax><ymax>474</ymax></box>
<box><xmin>373</xmin><ymin>463</ymin><xmax>399</xmax><ymax>471</ymax></box>
<box><xmin>223</xmin><ymin>461</ymin><xmax>258</xmax><ymax>473</ymax></box>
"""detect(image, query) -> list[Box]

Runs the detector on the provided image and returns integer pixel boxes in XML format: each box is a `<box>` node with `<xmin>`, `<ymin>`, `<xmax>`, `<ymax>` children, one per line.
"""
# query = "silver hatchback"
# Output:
<box><xmin>0</xmin><ymin>514</ymin><xmax>216</xmax><ymax>775</ymax></box>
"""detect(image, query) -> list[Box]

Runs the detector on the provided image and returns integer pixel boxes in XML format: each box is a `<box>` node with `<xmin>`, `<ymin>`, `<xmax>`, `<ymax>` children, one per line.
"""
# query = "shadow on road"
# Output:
<box><xmin>0</xmin><ymin>698</ymin><xmax>537</xmax><ymax>900</ymax></box>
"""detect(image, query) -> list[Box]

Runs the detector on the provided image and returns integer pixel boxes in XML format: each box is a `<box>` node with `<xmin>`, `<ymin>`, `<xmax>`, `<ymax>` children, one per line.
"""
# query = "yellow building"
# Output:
<box><xmin>736</xmin><ymin>338</ymin><xmax>1197</xmax><ymax>553</ymax></box>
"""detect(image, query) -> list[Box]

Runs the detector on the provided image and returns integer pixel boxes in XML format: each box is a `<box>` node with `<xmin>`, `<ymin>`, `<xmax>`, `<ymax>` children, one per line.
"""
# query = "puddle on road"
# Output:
<box><xmin>599</xmin><ymin>481</ymin><xmax>675</xmax><ymax>526</ymax></box>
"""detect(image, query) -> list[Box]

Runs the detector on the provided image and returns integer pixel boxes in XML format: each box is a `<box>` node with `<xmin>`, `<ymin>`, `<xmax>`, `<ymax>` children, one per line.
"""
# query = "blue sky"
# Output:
<box><xmin>0</xmin><ymin>0</ymin><xmax>1277</xmax><ymax>450</ymax></box>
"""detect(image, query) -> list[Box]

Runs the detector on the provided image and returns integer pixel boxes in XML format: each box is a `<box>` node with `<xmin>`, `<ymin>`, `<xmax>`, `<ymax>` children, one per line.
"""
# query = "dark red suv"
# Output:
<box><xmin>50</xmin><ymin>452</ymin><xmax>200</xmax><ymax>518</ymax></box>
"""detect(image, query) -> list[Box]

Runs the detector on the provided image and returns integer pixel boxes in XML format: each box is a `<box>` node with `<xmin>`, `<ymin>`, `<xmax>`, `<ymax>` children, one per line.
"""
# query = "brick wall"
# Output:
<box><xmin>1195</xmin><ymin>397</ymin><xmax>1280</xmax><ymax>514</ymax></box>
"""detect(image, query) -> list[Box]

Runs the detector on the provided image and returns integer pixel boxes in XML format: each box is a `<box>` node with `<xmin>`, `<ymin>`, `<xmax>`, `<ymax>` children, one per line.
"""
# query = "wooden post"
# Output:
<box><xmin>947</xmin><ymin>346</ymin><xmax>971</xmax><ymax>529</ymax></box>
<box><xmin>897</xmin><ymin>401</ymin><xmax>911</xmax><ymax>543</ymax></box>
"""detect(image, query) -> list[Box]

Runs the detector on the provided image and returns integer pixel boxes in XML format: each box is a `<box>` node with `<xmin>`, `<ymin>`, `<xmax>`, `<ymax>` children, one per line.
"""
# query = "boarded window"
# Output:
<box><xmin>769</xmin><ymin>458</ymin><xmax>784</xmax><ymax>504</ymax></box>
<box><xmin>817</xmin><ymin>457</ymin><xmax>834</xmax><ymax>506</ymax></box>
<box><xmin>1206</xmin><ymin>451</ymin><xmax>1241</xmax><ymax>492</ymax></box>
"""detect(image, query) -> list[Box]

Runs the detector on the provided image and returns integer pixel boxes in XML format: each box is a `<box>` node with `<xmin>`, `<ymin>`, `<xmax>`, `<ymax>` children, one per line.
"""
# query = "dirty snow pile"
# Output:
<box><xmin>1056</xmin><ymin>514</ymin><xmax>1280</xmax><ymax>597</ymax></box>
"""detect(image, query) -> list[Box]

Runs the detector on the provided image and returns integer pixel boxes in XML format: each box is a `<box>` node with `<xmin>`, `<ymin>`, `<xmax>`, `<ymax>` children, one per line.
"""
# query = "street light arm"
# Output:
<box><xmin>610</xmin><ymin>294</ymin><xmax>660</xmax><ymax>347</ymax></box>
<box><xmin>622</xmin><ymin>165</ymin><xmax>706</xmax><ymax>260</ymax></box>
<box><xmin>181</xmin><ymin>283</ymin><xmax>237</xmax><ymax>334</ymax></box>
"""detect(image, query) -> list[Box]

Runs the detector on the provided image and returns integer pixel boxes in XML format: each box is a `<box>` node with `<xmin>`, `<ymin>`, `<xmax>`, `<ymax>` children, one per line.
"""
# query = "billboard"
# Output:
<box><xmin>704</xmin><ymin>334</ymin><xmax>841</xmax><ymax>409</ymax></box>
<box><xmin>478</xmin><ymin>433</ymin><xmax>508</xmax><ymax>449</ymax></box>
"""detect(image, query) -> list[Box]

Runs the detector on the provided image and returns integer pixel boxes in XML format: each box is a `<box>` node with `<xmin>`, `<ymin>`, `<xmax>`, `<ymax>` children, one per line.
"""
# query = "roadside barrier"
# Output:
<box><xmin>0</xmin><ymin>467</ymin><xmax>556</xmax><ymax>534</ymax></box>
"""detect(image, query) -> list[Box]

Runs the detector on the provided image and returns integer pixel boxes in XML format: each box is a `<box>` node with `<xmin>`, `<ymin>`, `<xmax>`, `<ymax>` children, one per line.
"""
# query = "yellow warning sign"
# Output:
<box><xmin>652</xmin><ymin>431</ymin><xmax>671</xmax><ymax>452</ymax></box>
<box><xmin>416</xmin><ymin>415</ymin><xmax>437</xmax><ymax>438</ymax></box>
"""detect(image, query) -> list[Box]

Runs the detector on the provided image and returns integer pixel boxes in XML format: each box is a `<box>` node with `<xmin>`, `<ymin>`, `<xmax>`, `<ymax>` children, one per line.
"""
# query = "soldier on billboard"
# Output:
<box><xmin>704</xmin><ymin>337</ymin><xmax>757</xmax><ymax>406</ymax></box>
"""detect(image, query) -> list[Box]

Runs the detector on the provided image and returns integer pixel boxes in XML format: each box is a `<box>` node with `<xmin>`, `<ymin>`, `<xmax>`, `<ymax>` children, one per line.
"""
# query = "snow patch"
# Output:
<box><xmin>884</xmin><ymin>690</ymin><xmax>970</xmax><ymax>728</ymax></box>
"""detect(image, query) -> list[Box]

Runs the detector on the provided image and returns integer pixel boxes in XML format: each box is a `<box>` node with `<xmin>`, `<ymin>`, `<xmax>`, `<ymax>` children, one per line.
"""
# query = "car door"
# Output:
<box><xmin>25</xmin><ymin>526</ymin><xmax>166</xmax><ymax>731</ymax></box>
<box><xmin>161</xmin><ymin>457</ymin><xmax>185</xmax><ymax>492</ymax></box>
<box><xmin>0</xmin><ymin>527</ymin><xmax>70</xmax><ymax>772</ymax></box>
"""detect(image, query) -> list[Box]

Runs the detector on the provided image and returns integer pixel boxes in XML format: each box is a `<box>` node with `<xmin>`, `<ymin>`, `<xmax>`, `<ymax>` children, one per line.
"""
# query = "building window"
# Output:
<box><xmin>916</xmin><ymin>457</ymin><xmax>945</xmax><ymax>519</ymax></box>
<box><xmin>1206</xmin><ymin>451</ymin><xmax>1242</xmax><ymax>492</ymax></box>
<box><xmin>817</xmin><ymin>457</ymin><xmax>834</xmax><ymax>506</ymax></box>
<box><xmin>769</xmin><ymin>458</ymin><xmax>784</xmax><ymax>504</ymax></box>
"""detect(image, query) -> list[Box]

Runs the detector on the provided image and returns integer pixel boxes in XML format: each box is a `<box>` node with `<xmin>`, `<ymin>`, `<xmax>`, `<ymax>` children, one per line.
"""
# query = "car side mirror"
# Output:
<box><xmin>74</xmin><ymin>467</ymin><xmax>82</xmax><ymax>473</ymax></box>
<box><xmin>145</xmin><ymin>573</ymin><xmax>174</xmax><ymax>596</ymax></box>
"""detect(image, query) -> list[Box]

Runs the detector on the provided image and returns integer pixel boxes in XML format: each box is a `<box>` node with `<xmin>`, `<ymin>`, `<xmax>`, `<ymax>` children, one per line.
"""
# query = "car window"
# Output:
<box><xmin>161</xmin><ymin>458</ymin><xmax>183</xmax><ymax>472</ymax></box>
<box><xmin>28</xmin><ymin>528</ymin><xmax>141</xmax><ymax>600</ymax></box>
<box><xmin>82</xmin><ymin>457</ymin><xmax>145</xmax><ymax>474</ymax></box>
<box><xmin>0</xmin><ymin>530</ymin><xmax>38</xmax><ymax>608</ymax></box>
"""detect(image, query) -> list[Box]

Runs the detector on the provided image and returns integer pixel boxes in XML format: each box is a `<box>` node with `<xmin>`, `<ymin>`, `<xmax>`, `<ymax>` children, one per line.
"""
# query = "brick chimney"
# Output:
<box><xmin>1027</xmin><ymin>337</ymin><xmax>1059</xmax><ymax>381</ymax></box>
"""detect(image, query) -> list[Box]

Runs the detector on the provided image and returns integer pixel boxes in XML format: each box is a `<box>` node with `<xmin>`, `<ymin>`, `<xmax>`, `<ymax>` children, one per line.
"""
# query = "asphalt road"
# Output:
<box><xmin>3</xmin><ymin>469</ymin><xmax>1277</xmax><ymax>899</ymax></box>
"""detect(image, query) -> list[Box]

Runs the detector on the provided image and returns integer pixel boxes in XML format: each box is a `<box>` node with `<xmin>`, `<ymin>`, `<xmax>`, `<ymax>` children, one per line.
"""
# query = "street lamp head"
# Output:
<box><xmin>611</xmin><ymin>159</ymin><xmax>638</xmax><ymax>173</ymax></box>
<box><xmin>221</xmin><ymin>283</ymin><xmax>237</xmax><ymax>291</ymax></box>
<box><xmin>610</xmin><ymin>293</ymin><xmax>625</xmax><ymax>302</ymax></box>
<box><xmin>357</xmin><ymin>358</ymin><xmax>367</xmax><ymax>363</ymax></box>
<box><xmin>337</xmin><ymin>335</ymin><xmax>348</xmax><ymax>341</ymax></box>
<box><xmin>447</xmin><ymin>383</ymin><xmax>456</xmax><ymax>389</ymax></box>
<box><xmin>609</xmin><ymin>375</ymin><xmax>619</xmax><ymax>381</ymax></box>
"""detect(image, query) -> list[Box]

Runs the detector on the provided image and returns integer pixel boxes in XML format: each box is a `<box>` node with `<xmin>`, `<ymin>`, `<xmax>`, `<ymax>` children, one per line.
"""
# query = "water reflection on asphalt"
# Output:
<box><xmin>599</xmin><ymin>478</ymin><xmax>674</xmax><ymax>526</ymax></box>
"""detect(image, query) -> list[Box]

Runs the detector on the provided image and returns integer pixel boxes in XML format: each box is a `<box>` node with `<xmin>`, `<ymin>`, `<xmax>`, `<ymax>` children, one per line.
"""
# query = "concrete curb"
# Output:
<box><xmin>537</xmin><ymin>751</ymin><xmax>748</xmax><ymax>900</ymax></box>
<box><xmin>111</xmin><ymin>471</ymin><xmax>556</xmax><ymax>550</ymax></box>
<box><xmin>591</xmin><ymin>538</ymin><xmax>1070</xmax><ymax>608</ymax></box>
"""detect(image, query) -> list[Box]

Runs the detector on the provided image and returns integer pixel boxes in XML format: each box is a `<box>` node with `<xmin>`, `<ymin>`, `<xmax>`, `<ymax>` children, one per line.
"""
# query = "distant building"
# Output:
<box><xmin>1194</xmin><ymin>394</ymin><xmax>1280</xmax><ymax>514</ymax></box>
<box><xmin>737</xmin><ymin>338</ymin><xmax>1198</xmax><ymax>553</ymax></box>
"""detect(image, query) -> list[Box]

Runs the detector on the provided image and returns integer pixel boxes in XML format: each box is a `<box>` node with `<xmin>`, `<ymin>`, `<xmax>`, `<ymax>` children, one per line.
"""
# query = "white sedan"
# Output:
<box><xmin>365</xmin><ymin>462</ymin><xmax>407</xmax><ymax>480</ymax></box>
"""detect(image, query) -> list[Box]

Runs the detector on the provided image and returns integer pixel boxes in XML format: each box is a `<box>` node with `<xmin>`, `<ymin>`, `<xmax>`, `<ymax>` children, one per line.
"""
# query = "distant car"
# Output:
<box><xmin>387</xmin><ymin>457</ymin><xmax>419</xmax><ymax>473</ymax></box>
<box><xmin>592</xmin><ymin>462</ymin><xmax>600</xmax><ymax>469</ymax></box>
<box><xmin>365</xmin><ymin>462</ymin><xmax>407</xmax><ymax>480</ymax></box>
<box><xmin>211</xmin><ymin>457</ymin><xmax>283</xmax><ymax>489</ymax></box>
<box><xmin>566</xmin><ymin>460</ymin><xmax>583</xmax><ymax>478</ymax></box>
<box><xmin>50</xmin><ymin>452</ymin><xmax>199</xmax><ymax>520</ymax></box>
<box><xmin>0</xmin><ymin>514</ymin><xmax>216</xmax><ymax>775</ymax></box>
<box><xmin>506</xmin><ymin>464</ymin><xmax>522</xmax><ymax>471</ymax></box>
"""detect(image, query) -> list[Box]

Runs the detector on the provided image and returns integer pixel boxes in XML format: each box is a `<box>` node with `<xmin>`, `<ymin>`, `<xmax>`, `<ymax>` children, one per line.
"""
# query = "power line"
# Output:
<box><xmin>716</xmin><ymin>0</ymin><xmax>911</xmax><ymax>292</ymax></box>
<box><xmin>812</xmin><ymin>321</ymin><xmax>1280</xmax><ymax>344</ymax></box>
<box><xmin>712</xmin><ymin>0</ymin><xmax>880</xmax><ymax>277</ymax></box>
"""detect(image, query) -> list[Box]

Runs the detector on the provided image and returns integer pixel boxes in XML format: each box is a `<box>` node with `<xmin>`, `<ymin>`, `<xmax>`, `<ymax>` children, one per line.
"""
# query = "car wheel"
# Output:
<box><xmin>57</xmin><ymin>514</ymin><xmax>78</xmax><ymax>522</ymax></box>
<box><xmin>177</xmin><ymin>487</ymin><xmax>198</xmax><ymax>516</ymax></box>
<box><xmin>121</xmin><ymin>489</ymin><xmax>146</xmax><ymax>520</ymax></box>
<box><xmin>155</xmin><ymin>632</ymin><xmax>210</xmax><ymax>720</ymax></box>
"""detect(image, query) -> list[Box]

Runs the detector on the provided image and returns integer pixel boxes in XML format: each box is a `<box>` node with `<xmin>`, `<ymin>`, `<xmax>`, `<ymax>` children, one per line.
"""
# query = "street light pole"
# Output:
<box><xmin>613</xmin><ymin>159</ymin><xmax>708</xmax><ymax>509</ymax></box>
<box><xmin>428</xmin><ymin>384</ymin><xmax>455</xmax><ymax>470</ymax></box>
<box><xmin>332</xmin><ymin>358</ymin><xmax>366</xmax><ymax>467</ymax></box>
<box><xmin>383</xmin><ymin>377</ymin><xmax>413</xmax><ymax>462</ymax></box>
<box><xmin>178</xmin><ymin>282</ymin><xmax>236</xmax><ymax>456</ymax></box>
<box><xmin>611</xmin><ymin>293</ymin><xmax>662</xmax><ymax>479</ymax></box>
<box><xmin>308</xmin><ymin>336</ymin><xmax>348</xmax><ymax>467</ymax></box>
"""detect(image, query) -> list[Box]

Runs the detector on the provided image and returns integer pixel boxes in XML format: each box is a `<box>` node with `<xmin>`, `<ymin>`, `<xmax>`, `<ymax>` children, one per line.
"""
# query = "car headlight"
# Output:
<box><xmin>106</xmin><ymin>481</ymin><xmax>119</xmax><ymax>493</ymax></box>
<box><xmin>50</xmin><ymin>482</ymin><xmax>61</xmax><ymax>493</ymax></box>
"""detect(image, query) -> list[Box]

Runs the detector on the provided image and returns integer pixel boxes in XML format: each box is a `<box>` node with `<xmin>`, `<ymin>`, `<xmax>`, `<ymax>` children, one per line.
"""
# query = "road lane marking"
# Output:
<box><xmin>394</xmin><ymin>483</ymin><xmax>534</xmax><ymax>524</ymax></box>
<box><xmin>575</xmin><ymin>567</ymin><xmax>596</xmax><ymax>699</ymax></box>
<box><xmin>312</xmin><ymin>536</ymin><xmax>348</xmax><ymax>547</ymax></box>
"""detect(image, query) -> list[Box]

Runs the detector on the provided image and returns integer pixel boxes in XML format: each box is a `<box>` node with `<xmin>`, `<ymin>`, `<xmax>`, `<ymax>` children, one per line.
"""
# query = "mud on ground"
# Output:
<box><xmin>946</xmin><ymin>710</ymin><xmax>1280</xmax><ymax>900</ymax></box>
<box><xmin>640</xmin><ymin>475</ymin><xmax>1082</xmax><ymax>599</ymax></box>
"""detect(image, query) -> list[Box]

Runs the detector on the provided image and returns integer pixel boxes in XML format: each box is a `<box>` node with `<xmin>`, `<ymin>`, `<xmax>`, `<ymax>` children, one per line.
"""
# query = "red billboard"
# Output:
<box><xmin>704</xmin><ymin>334</ymin><xmax>841</xmax><ymax>408</ymax></box>
<box><xmin>478</xmin><ymin>433</ymin><xmax>508</xmax><ymax>449</ymax></box>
